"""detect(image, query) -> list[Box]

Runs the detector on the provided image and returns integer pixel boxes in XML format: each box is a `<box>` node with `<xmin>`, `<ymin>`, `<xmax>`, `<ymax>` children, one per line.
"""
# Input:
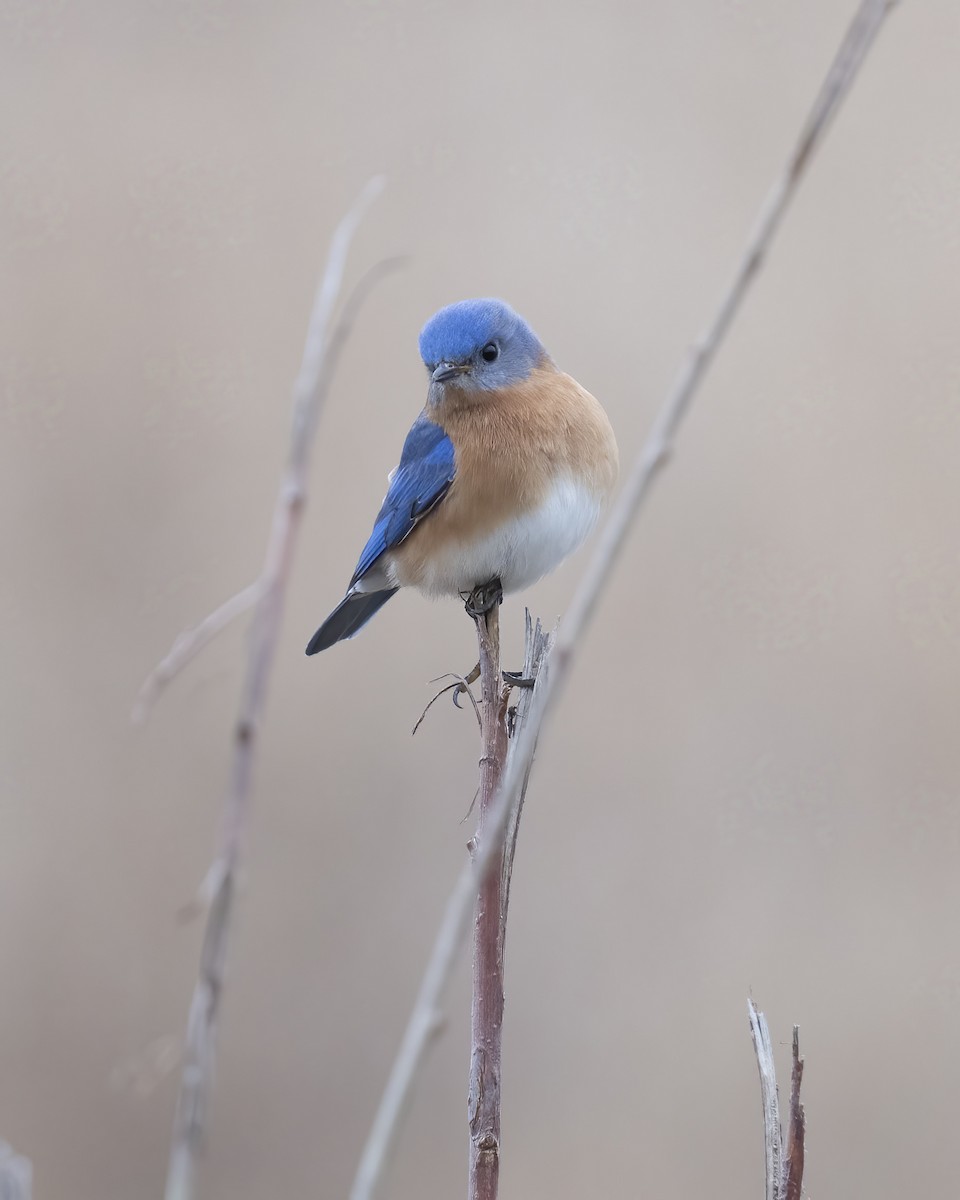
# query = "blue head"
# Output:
<box><xmin>418</xmin><ymin>299</ymin><xmax>546</xmax><ymax>396</ymax></box>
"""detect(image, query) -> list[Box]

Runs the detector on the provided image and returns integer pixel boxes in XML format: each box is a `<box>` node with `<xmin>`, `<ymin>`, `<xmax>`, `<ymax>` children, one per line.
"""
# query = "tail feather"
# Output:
<box><xmin>305</xmin><ymin>587</ymin><xmax>398</xmax><ymax>655</ymax></box>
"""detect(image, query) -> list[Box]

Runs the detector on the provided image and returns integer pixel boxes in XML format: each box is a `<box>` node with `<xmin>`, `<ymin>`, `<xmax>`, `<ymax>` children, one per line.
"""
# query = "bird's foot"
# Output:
<box><xmin>414</xmin><ymin>669</ymin><xmax>482</xmax><ymax>735</ymax></box>
<box><xmin>462</xmin><ymin>577</ymin><xmax>503</xmax><ymax>618</ymax></box>
<box><xmin>449</xmin><ymin>663</ymin><xmax>532</xmax><ymax>708</ymax></box>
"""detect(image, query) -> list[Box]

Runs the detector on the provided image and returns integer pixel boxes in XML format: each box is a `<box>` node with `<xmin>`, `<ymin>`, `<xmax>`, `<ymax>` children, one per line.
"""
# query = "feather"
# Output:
<box><xmin>350</xmin><ymin>413</ymin><xmax>456</xmax><ymax>584</ymax></box>
<box><xmin>305</xmin><ymin>587</ymin><xmax>399</xmax><ymax>654</ymax></box>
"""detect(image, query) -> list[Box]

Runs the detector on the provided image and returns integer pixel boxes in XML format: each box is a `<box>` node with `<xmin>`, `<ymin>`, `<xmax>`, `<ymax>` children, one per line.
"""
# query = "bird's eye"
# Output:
<box><xmin>480</xmin><ymin>341</ymin><xmax>499</xmax><ymax>363</ymax></box>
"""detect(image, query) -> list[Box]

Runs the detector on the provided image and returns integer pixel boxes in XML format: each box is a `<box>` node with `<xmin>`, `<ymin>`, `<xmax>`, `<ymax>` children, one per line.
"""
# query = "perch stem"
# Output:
<box><xmin>467</xmin><ymin>600</ymin><xmax>510</xmax><ymax>1200</ymax></box>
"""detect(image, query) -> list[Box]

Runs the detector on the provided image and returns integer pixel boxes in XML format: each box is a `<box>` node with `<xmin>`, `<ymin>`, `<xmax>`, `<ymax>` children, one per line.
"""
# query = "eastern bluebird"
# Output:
<box><xmin>306</xmin><ymin>298</ymin><xmax>618</xmax><ymax>655</ymax></box>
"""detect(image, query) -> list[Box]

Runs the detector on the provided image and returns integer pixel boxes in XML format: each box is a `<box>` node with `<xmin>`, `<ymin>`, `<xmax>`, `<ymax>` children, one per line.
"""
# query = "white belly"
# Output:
<box><xmin>402</xmin><ymin>475</ymin><xmax>603</xmax><ymax>597</ymax></box>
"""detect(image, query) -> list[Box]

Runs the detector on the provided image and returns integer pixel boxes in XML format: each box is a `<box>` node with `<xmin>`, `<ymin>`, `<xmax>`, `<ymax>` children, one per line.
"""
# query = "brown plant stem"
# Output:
<box><xmin>783</xmin><ymin>1026</ymin><xmax>806</xmax><ymax>1200</ymax></box>
<box><xmin>467</xmin><ymin>602</ymin><xmax>510</xmax><ymax>1200</ymax></box>
<box><xmin>348</xmin><ymin>615</ymin><xmax>551</xmax><ymax>1200</ymax></box>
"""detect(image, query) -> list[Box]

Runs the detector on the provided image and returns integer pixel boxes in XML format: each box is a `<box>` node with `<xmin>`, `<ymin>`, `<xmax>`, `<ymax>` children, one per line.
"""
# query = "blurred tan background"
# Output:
<box><xmin>2</xmin><ymin>1</ymin><xmax>959</xmax><ymax>1196</ymax></box>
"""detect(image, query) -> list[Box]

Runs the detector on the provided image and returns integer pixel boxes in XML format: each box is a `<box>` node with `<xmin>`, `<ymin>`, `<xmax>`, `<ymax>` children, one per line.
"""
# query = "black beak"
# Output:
<box><xmin>432</xmin><ymin>361</ymin><xmax>469</xmax><ymax>383</ymax></box>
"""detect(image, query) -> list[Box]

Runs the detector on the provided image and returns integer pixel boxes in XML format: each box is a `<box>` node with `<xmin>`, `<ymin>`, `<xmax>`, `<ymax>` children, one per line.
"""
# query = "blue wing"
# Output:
<box><xmin>350</xmin><ymin>413</ymin><xmax>456</xmax><ymax>585</ymax></box>
<box><xmin>305</xmin><ymin>413</ymin><xmax>455</xmax><ymax>655</ymax></box>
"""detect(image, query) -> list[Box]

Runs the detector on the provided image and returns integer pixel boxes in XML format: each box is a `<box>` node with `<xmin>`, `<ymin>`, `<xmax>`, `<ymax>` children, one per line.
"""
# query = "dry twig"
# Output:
<box><xmin>349</xmin><ymin>2</ymin><xmax>897</xmax><ymax>1194</ymax></box>
<box><xmin>158</xmin><ymin>176</ymin><xmax>389</xmax><ymax>1200</ymax></box>
<box><xmin>132</xmin><ymin>581</ymin><xmax>264</xmax><ymax>724</ymax></box>
<box><xmin>748</xmin><ymin>1001</ymin><xmax>783</xmax><ymax>1200</ymax></box>
<box><xmin>783</xmin><ymin>1026</ymin><xmax>806</xmax><ymax>1200</ymax></box>
<box><xmin>467</xmin><ymin>600</ymin><xmax>509</xmax><ymax>1200</ymax></box>
<box><xmin>467</xmin><ymin>611</ymin><xmax>553</xmax><ymax>1200</ymax></box>
<box><xmin>349</xmin><ymin>615</ymin><xmax>551</xmax><ymax>1200</ymax></box>
<box><xmin>747</xmin><ymin>1000</ymin><xmax>806</xmax><ymax>1200</ymax></box>
<box><xmin>500</xmin><ymin>614</ymin><xmax>551</xmax><ymax>926</ymax></box>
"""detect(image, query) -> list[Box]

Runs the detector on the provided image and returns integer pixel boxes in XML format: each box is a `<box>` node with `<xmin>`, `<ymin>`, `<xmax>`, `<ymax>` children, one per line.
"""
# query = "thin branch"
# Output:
<box><xmin>557</xmin><ymin>0</ymin><xmax>899</xmax><ymax>660</ymax></box>
<box><xmin>782</xmin><ymin>1026</ymin><xmax>806</xmax><ymax>1200</ymax></box>
<box><xmin>132</xmin><ymin>581</ymin><xmax>264</xmax><ymax>723</ymax></box>
<box><xmin>467</xmin><ymin>600</ymin><xmax>509</xmax><ymax>1200</ymax></box>
<box><xmin>500</xmin><ymin>613</ymin><xmax>552</xmax><ymax>929</ymax></box>
<box><xmin>748</xmin><ymin>999</ymin><xmax>783</xmax><ymax>1200</ymax></box>
<box><xmin>348</xmin><ymin>2</ymin><xmax>896</xmax><ymax>1194</ymax></box>
<box><xmin>348</xmin><ymin>615</ymin><xmax>548</xmax><ymax>1200</ymax></box>
<box><xmin>162</xmin><ymin>176</ymin><xmax>388</xmax><ymax>1200</ymax></box>
<box><xmin>747</xmin><ymin>1002</ymin><xmax>807</xmax><ymax>1200</ymax></box>
<box><xmin>468</xmin><ymin>612</ymin><xmax>553</xmax><ymax>1200</ymax></box>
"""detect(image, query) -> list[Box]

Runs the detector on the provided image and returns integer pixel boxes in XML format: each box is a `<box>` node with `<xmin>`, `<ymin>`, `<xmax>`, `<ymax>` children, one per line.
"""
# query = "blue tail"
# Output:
<box><xmin>305</xmin><ymin>588</ymin><xmax>398</xmax><ymax>655</ymax></box>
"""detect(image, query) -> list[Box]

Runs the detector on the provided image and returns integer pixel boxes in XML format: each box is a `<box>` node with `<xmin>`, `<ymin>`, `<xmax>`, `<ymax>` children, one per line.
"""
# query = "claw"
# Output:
<box><xmin>413</xmin><ymin>671</ymin><xmax>482</xmax><ymax>734</ymax></box>
<box><xmin>462</xmin><ymin>577</ymin><xmax>504</xmax><ymax>618</ymax></box>
<box><xmin>453</xmin><ymin>662</ymin><xmax>481</xmax><ymax>708</ymax></box>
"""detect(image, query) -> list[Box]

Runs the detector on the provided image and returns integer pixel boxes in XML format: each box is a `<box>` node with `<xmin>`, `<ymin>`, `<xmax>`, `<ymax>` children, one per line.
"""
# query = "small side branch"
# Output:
<box><xmin>132</xmin><ymin>581</ymin><xmax>264</xmax><ymax>723</ymax></box>
<box><xmin>500</xmin><ymin>612</ymin><xmax>551</xmax><ymax>928</ymax></box>
<box><xmin>747</xmin><ymin>1000</ymin><xmax>806</xmax><ymax>1200</ymax></box>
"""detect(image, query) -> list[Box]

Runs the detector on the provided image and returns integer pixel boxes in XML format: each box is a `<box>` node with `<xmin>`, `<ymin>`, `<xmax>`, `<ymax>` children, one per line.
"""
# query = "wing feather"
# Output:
<box><xmin>350</xmin><ymin>413</ymin><xmax>455</xmax><ymax>585</ymax></box>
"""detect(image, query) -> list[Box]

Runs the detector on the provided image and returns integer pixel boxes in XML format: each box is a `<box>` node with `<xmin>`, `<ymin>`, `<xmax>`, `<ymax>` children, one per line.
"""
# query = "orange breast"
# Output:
<box><xmin>389</xmin><ymin>363</ymin><xmax>618</xmax><ymax>591</ymax></box>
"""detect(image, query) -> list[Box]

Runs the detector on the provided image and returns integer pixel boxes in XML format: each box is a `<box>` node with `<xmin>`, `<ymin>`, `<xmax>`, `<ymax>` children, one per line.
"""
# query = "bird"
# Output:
<box><xmin>306</xmin><ymin>297</ymin><xmax>618</xmax><ymax>655</ymax></box>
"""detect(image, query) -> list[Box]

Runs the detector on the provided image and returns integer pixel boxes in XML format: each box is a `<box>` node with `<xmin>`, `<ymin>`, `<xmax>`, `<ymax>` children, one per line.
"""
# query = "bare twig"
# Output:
<box><xmin>161</xmin><ymin>176</ymin><xmax>388</xmax><ymax>1200</ymax></box>
<box><xmin>132</xmin><ymin>581</ymin><xmax>264</xmax><ymax>723</ymax></box>
<box><xmin>349</xmin><ymin>615</ymin><xmax>549</xmax><ymax>1200</ymax></box>
<box><xmin>783</xmin><ymin>1026</ymin><xmax>806</xmax><ymax>1200</ymax></box>
<box><xmin>468</xmin><ymin>612</ymin><xmax>553</xmax><ymax>1200</ymax></box>
<box><xmin>748</xmin><ymin>1000</ymin><xmax>783</xmax><ymax>1200</ymax></box>
<box><xmin>467</xmin><ymin>600</ymin><xmax>510</xmax><ymax>1200</ymax></box>
<box><xmin>557</xmin><ymin>0</ymin><xmax>898</xmax><ymax>662</ymax></box>
<box><xmin>349</xmin><ymin>2</ymin><xmax>896</xmax><ymax>1194</ymax></box>
<box><xmin>500</xmin><ymin>613</ymin><xmax>552</xmax><ymax>928</ymax></box>
<box><xmin>747</xmin><ymin>1001</ymin><xmax>807</xmax><ymax>1200</ymax></box>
